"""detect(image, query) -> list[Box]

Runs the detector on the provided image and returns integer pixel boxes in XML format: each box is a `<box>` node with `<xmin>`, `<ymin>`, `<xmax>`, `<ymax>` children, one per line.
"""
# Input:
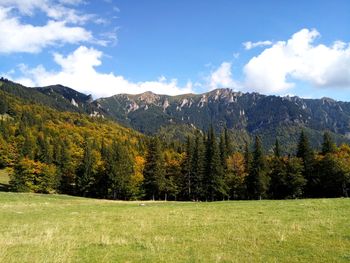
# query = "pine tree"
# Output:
<box><xmin>219</xmin><ymin>131</ymin><xmax>228</xmax><ymax>171</ymax></box>
<box><xmin>22</xmin><ymin>131</ymin><xmax>36</xmax><ymax>159</ymax></box>
<box><xmin>191</xmin><ymin>131</ymin><xmax>205</xmax><ymax>200</ymax></box>
<box><xmin>95</xmin><ymin>138</ymin><xmax>110</xmax><ymax>198</ymax></box>
<box><xmin>224</xmin><ymin>126</ymin><xmax>232</xmax><ymax>156</ymax></box>
<box><xmin>182</xmin><ymin>136</ymin><xmax>194</xmax><ymax>200</ymax></box>
<box><xmin>204</xmin><ymin>126</ymin><xmax>226</xmax><ymax>201</ymax></box>
<box><xmin>36</xmin><ymin>133</ymin><xmax>53</xmax><ymax>164</ymax></box>
<box><xmin>58</xmin><ymin>139</ymin><xmax>75</xmax><ymax>194</ymax></box>
<box><xmin>297</xmin><ymin>130</ymin><xmax>314</xmax><ymax>162</ymax></box>
<box><xmin>246</xmin><ymin>136</ymin><xmax>268</xmax><ymax>199</ymax></box>
<box><xmin>244</xmin><ymin>141</ymin><xmax>251</xmax><ymax>175</ymax></box>
<box><xmin>322</xmin><ymin>132</ymin><xmax>336</xmax><ymax>155</ymax></box>
<box><xmin>107</xmin><ymin>141</ymin><xmax>134</xmax><ymax>200</ymax></box>
<box><xmin>76</xmin><ymin>139</ymin><xmax>94</xmax><ymax>196</ymax></box>
<box><xmin>274</xmin><ymin>138</ymin><xmax>281</xmax><ymax>158</ymax></box>
<box><xmin>0</xmin><ymin>96</ymin><xmax>8</xmax><ymax>114</ymax></box>
<box><xmin>296</xmin><ymin>130</ymin><xmax>315</xmax><ymax>197</ymax></box>
<box><xmin>143</xmin><ymin>137</ymin><xmax>165</xmax><ymax>200</ymax></box>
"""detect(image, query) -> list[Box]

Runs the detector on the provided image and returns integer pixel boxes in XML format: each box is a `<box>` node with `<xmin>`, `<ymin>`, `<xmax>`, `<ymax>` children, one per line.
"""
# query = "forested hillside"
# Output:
<box><xmin>1</xmin><ymin>79</ymin><xmax>350</xmax><ymax>200</ymax></box>
<box><xmin>0</xmin><ymin>88</ymin><xmax>147</xmax><ymax>199</ymax></box>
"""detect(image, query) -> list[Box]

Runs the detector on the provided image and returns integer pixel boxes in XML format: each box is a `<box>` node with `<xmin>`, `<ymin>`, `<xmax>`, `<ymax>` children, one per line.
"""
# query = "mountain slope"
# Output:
<box><xmin>97</xmin><ymin>89</ymin><xmax>350</xmax><ymax>151</ymax></box>
<box><xmin>0</xmin><ymin>78</ymin><xmax>104</xmax><ymax>116</ymax></box>
<box><xmin>2</xmin><ymin>78</ymin><xmax>350</xmax><ymax>152</ymax></box>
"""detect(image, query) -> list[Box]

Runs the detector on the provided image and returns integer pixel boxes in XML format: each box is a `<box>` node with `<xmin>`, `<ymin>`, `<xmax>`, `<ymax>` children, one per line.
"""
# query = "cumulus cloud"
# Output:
<box><xmin>209</xmin><ymin>62</ymin><xmax>238</xmax><ymax>90</ymax></box>
<box><xmin>0</xmin><ymin>8</ymin><xmax>92</xmax><ymax>53</ymax></box>
<box><xmin>14</xmin><ymin>46</ymin><xmax>194</xmax><ymax>98</ymax></box>
<box><xmin>243</xmin><ymin>40</ymin><xmax>273</xmax><ymax>50</ymax></box>
<box><xmin>244</xmin><ymin>28</ymin><xmax>350</xmax><ymax>93</ymax></box>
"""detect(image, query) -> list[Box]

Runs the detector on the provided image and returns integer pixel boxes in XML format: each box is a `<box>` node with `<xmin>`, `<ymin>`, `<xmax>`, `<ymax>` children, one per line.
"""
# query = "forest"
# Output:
<box><xmin>1</xmin><ymin>90</ymin><xmax>350</xmax><ymax>201</ymax></box>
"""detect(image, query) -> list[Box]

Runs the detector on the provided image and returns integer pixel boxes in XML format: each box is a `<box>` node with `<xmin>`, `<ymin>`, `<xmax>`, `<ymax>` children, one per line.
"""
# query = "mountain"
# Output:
<box><xmin>0</xmin><ymin>78</ymin><xmax>103</xmax><ymax>116</ymax></box>
<box><xmin>96</xmin><ymin>89</ymin><xmax>350</xmax><ymax>151</ymax></box>
<box><xmin>2</xmin><ymin>77</ymin><xmax>350</xmax><ymax>152</ymax></box>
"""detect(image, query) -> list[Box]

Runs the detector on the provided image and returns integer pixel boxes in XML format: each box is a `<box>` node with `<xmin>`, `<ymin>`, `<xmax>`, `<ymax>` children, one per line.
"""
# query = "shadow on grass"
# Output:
<box><xmin>0</xmin><ymin>183</ymin><xmax>9</xmax><ymax>192</ymax></box>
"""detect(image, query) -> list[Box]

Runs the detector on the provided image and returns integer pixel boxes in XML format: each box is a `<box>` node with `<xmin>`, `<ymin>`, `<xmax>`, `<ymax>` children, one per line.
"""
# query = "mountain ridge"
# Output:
<box><xmin>1</xmin><ymin>77</ymin><xmax>350</xmax><ymax>152</ymax></box>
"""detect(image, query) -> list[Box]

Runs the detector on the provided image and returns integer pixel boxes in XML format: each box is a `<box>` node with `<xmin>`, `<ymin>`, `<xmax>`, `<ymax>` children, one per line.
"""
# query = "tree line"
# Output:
<box><xmin>0</xmin><ymin>94</ymin><xmax>350</xmax><ymax>201</ymax></box>
<box><xmin>1</xmin><ymin>108</ymin><xmax>350</xmax><ymax>200</ymax></box>
<box><xmin>143</xmin><ymin>127</ymin><xmax>350</xmax><ymax>201</ymax></box>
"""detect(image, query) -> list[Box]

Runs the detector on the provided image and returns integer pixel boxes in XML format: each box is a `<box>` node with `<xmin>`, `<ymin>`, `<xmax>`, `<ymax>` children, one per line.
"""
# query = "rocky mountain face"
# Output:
<box><xmin>97</xmin><ymin>88</ymin><xmax>350</xmax><ymax>136</ymax></box>
<box><xmin>2</xmin><ymin>78</ymin><xmax>350</xmax><ymax>151</ymax></box>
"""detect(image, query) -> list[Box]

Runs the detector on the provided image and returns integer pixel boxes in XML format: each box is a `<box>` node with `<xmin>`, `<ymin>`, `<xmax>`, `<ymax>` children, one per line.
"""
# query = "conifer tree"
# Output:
<box><xmin>107</xmin><ymin>141</ymin><xmax>134</xmax><ymax>200</ymax></box>
<box><xmin>244</xmin><ymin>141</ymin><xmax>251</xmax><ymax>175</ymax></box>
<box><xmin>322</xmin><ymin>132</ymin><xmax>336</xmax><ymax>155</ymax></box>
<box><xmin>246</xmin><ymin>136</ymin><xmax>268</xmax><ymax>199</ymax></box>
<box><xmin>143</xmin><ymin>137</ymin><xmax>165</xmax><ymax>200</ymax></box>
<box><xmin>22</xmin><ymin>132</ymin><xmax>36</xmax><ymax>159</ymax></box>
<box><xmin>182</xmin><ymin>136</ymin><xmax>194</xmax><ymax>199</ymax></box>
<box><xmin>204</xmin><ymin>126</ymin><xmax>226</xmax><ymax>201</ymax></box>
<box><xmin>224</xmin><ymin>126</ymin><xmax>232</xmax><ymax>156</ymax></box>
<box><xmin>191</xmin><ymin>131</ymin><xmax>205</xmax><ymax>200</ymax></box>
<box><xmin>219</xmin><ymin>131</ymin><xmax>228</xmax><ymax>171</ymax></box>
<box><xmin>0</xmin><ymin>96</ymin><xmax>8</xmax><ymax>114</ymax></box>
<box><xmin>296</xmin><ymin>130</ymin><xmax>315</xmax><ymax>196</ymax></box>
<box><xmin>36</xmin><ymin>133</ymin><xmax>53</xmax><ymax>164</ymax></box>
<box><xmin>76</xmin><ymin>139</ymin><xmax>94</xmax><ymax>196</ymax></box>
<box><xmin>274</xmin><ymin>138</ymin><xmax>281</xmax><ymax>158</ymax></box>
<box><xmin>58</xmin><ymin>139</ymin><xmax>75</xmax><ymax>194</ymax></box>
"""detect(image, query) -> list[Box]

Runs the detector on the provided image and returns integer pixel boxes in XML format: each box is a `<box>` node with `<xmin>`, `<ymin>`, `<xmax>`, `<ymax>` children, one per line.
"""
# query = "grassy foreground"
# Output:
<box><xmin>0</xmin><ymin>193</ymin><xmax>349</xmax><ymax>263</ymax></box>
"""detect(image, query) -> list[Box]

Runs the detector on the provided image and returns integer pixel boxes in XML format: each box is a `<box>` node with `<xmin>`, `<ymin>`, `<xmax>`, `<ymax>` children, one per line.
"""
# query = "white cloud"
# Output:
<box><xmin>243</xmin><ymin>28</ymin><xmax>350</xmax><ymax>93</ymax></box>
<box><xmin>209</xmin><ymin>62</ymin><xmax>238</xmax><ymax>90</ymax></box>
<box><xmin>243</xmin><ymin>40</ymin><xmax>273</xmax><ymax>50</ymax></box>
<box><xmin>0</xmin><ymin>0</ymin><xmax>93</xmax><ymax>24</ymax></box>
<box><xmin>0</xmin><ymin>8</ymin><xmax>92</xmax><ymax>53</ymax></box>
<box><xmin>14</xmin><ymin>46</ymin><xmax>194</xmax><ymax>98</ymax></box>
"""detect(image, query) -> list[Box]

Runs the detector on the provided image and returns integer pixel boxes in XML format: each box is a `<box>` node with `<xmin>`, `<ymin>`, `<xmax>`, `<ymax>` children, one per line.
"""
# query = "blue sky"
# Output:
<box><xmin>0</xmin><ymin>0</ymin><xmax>350</xmax><ymax>100</ymax></box>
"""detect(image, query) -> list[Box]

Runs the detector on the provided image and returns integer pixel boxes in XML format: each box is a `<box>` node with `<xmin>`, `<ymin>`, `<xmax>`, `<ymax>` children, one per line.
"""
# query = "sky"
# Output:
<box><xmin>0</xmin><ymin>0</ymin><xmax>350</xmax><ymax>100</ymax></box>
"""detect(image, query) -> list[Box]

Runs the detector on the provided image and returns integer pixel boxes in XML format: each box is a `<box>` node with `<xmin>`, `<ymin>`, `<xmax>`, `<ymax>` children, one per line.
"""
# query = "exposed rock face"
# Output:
<box><xmin>96</xmin><ymin>88</ymin><xmax>350</xmax><ymax>138</ymax></box>
<box><xmin>71</xmin><ymin>98</ymin><xmax>79</xmax><ymax>107</ymax></box>
<box><xmin>2</xmin><ymin>78</ymin><xmax>350</xmax><ymax>149</ymax></box>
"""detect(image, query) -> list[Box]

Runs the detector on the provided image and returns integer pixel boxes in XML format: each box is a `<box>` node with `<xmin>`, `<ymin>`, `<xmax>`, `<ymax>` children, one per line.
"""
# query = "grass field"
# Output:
<box><xmin>0</xmin><ymin>193</ymin><xmax>349</xmax><ymax>263</ymax></box>
<box><xmin>0</xmin><ymin>169</ymin><xmax>9</xmax><ymax>191</ymax></box>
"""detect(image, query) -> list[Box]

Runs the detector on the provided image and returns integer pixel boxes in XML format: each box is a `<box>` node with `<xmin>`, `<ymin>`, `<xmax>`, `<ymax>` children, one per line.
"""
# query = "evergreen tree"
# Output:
<box><xmin>244</xmin><ymin>141</ymin><xmax>251</xmax><ymax>175</ymax></box>
<box><xmin>191</xmin><ymin>131</ymin><xmax>206</xmax><ymax>200</ymax></box>
<box><xmin>58</xmin><ymin>139</ymin><xmax>75</xmax><ymax>194</ymax></box>
<box><xmin>219</xmin><ymin>131</ymin><xmax>228</xmax><ymax>171</ymax></box>
<box><xmin>76</xmin><ymin>139</ymin><xmax>95</xmax><ymax>196</ymax></box>
<box><xmin>36</xmin><ymin>133</ymin><xmax>53</xmax><ymax>164</ymax></box>
<box><xmin>94</xmin><ymin>138</ymin><xmax>110</xmax><ymax>198</ymax></box>
<box><xmin>316</xmin><ymin>153</ymin><xmax>349</xmax><ymax>197</ymax></box>
<box><xmin>182</xmin><ymin>136</ymin><xmax>194</xmax><ymax>200</ymax></box>
<box><xmin>246</xmin><ymin>136</ymin><xmax>269</xmax><ymax>199</ymax></box>
<box><xmin>0</xmin><ymin>96</ymin><xmax>8</xmax><ymax>114</ymax></box>
<box><xmin>106</xmin><ymin>142</ymin><xmax>134</xmax><ymax>200</ymax></box>
<box><xmin>224</xmin><ymin>126</ymin><xmax>232</xmax><ymax>156</ymax></box>
<box><xmin>204</xmin><ymin>126</ymin><xmax>227</xmax><ymax>201</ymax></box>
<box><xmin>143</xmin><ymin>137</ymin><xmax>165</xmax><ymax>200</ymax></box>
<box><xmin>322</xmin><ymin>132</ymin><xmax>336</xmax><ymax>155</ymax></box>
<box><xmin>274</xmin><ymin>138</ymin><xmax>281</xmax><ymax>158</ymax></box>
<box><xmin>285</xmin><ymin>157</ymin><xmax>306</xmax><ymax>198</ymax></box>
<box><xmin>296</xmin><ymin>130</ymin><xmax>315</xmax><ymax>197</ymax></box>
<box><xmin>22</xmin><ymin>131</ymin><xmax>36</xmax><ymax>159</ymax></box>
<box><xmin>269</xmin><ymin>156</ymin><xmax>306</xmax><ymax>199</ymax></box>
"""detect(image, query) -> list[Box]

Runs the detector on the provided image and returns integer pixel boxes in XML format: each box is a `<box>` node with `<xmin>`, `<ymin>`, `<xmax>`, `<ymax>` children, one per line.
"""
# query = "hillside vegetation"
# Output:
<box><xmin>0</xmin><ymin>192</ymin><xmax>349</xmax><ymax>262</ymax></box>
<box><xmin>1</xmin><ymin>79</ymin><xmax>350</xmax><ymax>201</ymax></box>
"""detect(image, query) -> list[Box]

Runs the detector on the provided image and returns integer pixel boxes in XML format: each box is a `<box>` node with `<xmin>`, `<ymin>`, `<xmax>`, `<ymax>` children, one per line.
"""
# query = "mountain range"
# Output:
<box><xmin>1</xmin><ymin>77</ymin><xmax>350</xmax><ymax>152</ymax></box>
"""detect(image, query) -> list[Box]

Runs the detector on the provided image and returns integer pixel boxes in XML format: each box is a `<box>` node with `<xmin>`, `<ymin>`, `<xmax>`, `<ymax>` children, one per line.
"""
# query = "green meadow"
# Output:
<box><xmin>0</xmin><ymin>190</ymin><xmax>349</xmax><ymax>262</ymax></box>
